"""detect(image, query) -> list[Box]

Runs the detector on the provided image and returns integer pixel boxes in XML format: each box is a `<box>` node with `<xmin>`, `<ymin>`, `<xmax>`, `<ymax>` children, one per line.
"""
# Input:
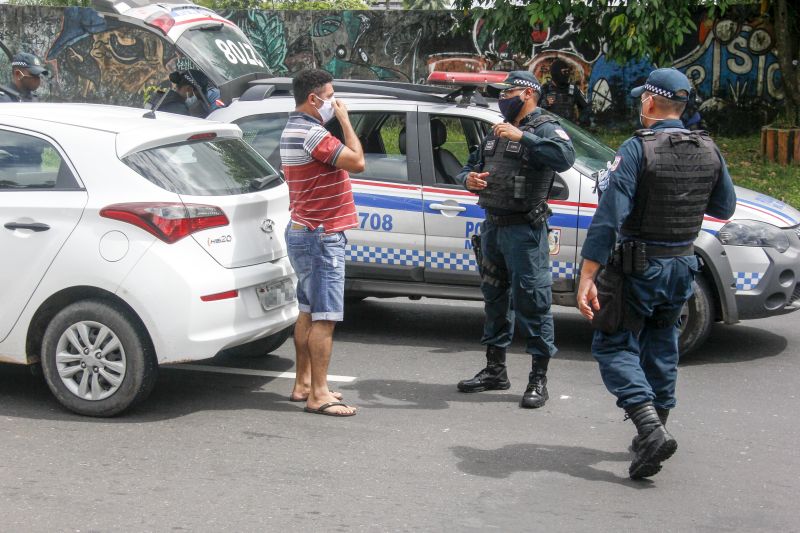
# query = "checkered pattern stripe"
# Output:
<box><xmin>644</xmin><ymin>83</ymin><xmax>675</xmax><ymax>99</ymax></box>
<box><xmin>734</xmin><ymin>272</ymin><xmax>763</xmax><ymax>291</ymax></box>
<box><xmin>345</xmin><ymin>246</ymin><xmax>577</xmax><ymax>280</ymax></box>
<box><xmin>346</xmin><ymin>245</ymin><xmax>424</xmax><ymax>267</ymax></box>
<box><xmin>426</xmin><ymin>251</ymin><xmax>477</xmax><ymax>271</ymax></box>
<box><xmin>510</xmin><ymin>79</ymin><xmax>541</xmax><ymax>92</ymax></box>
<box><xmin>551</xmin><ymin>261</ymin><xmax>576</xmax><ymax>280</ymax></box>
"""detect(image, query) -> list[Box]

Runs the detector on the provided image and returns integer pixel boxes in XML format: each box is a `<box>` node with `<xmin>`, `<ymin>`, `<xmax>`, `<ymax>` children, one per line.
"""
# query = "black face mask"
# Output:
<box><xmin>498</xmin><ymin>95</ymin><xmax>525</xmax><ymax>122</ymax></box>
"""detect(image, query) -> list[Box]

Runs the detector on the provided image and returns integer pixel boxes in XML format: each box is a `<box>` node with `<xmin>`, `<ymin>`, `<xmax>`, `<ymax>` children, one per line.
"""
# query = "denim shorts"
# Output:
<box><xmin>285</xmin><ymin>223</ymin><xmax>347</xmax><ymax>322</ymax></box>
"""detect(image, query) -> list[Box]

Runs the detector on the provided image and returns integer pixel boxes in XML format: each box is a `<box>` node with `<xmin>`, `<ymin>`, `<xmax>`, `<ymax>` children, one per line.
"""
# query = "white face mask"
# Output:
<box><xmin>185</xmin><ymin>95</ymin><xmax>197</xmax><ymax>107</ymax></box>
<box><xmin>638</xmin><ymin>95</ymin><xmax>658</xmax><ymax>126</ymax></box>
<box><xmin>314</xmin><ymin>94</ymin><xmax>336</xmax><ymax>123</ymax></box>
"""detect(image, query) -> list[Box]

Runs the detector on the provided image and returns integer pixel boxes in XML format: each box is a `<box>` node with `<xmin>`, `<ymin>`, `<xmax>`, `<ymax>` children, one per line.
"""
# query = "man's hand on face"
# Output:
<box><xmin>465</xmin><ymin>171</ymin><xmax>489</xmax><ymax>191</ymax></box>
<box><xmin>492</xmin><ymin>122</ymin><xmax>523</xmax><ymax>142</ymax></box>
<box><xmin>332</xmin><ymin>98</ymin><xmax>349</xmax><ymax>124</ymax></box>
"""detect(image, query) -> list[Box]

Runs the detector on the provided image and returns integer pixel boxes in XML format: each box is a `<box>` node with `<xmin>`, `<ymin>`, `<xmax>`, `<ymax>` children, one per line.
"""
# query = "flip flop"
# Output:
<box><xmin>289</xmin><ymin>391</ymin><xmax>343</xmax><ymax>402</ymax></box>
<box><xmin>303</xmin><ymin>401</ymin><xmax>357</xmax><ymax>417</ymax></box>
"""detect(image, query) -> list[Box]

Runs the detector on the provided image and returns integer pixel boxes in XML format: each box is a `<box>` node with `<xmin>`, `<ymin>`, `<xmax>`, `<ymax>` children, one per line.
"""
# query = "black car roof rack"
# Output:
<box><xmin>239</xmin><ymin>77</ymin><xmax>490</xmax><ymax>108</ymax></box>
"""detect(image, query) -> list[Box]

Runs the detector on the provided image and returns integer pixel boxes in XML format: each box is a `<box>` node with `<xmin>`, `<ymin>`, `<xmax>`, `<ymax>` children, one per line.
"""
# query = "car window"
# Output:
<box><xmin>429</xmin><ymin>115</ymin><xmax>481</xmax><ymax>186</ymax></box>
<box><xmin>544</xmin><ymin>111</ymin><xmax>616</xmax><ymax>173</ymax></box>
<box><xmin>175</xmin><ymin>24</ymin><xmax>270</xmax><ymax>85</ymax></box>
<box><xmin>123</xmin><ymin>138</ymin><xmax>282</xmax><ymax>196</ymax></box>
<box><xmin>234</xmin><ymin>112</ymin><xmax>290</xmax><ymax>170</ymax></box>
<box><xmin>349</xmin><ymin>112</ymin><xmax>408</xmax><ymax>183</ymax></box>
<box><xmin>0</xmin><ymin>130</ymin><xmax>79</xmax><ymax>190</ymax></box>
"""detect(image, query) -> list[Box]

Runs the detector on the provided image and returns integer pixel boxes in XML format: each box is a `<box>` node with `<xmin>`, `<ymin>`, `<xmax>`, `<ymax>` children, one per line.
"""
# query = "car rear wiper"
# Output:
<box><xmin>249</xmin><ymin>174</ymin><xmax>282</xmax><ymax>192</ymax></box>
<box><xmin>191</xmin><ymin>23</ymin><xmax>224</xmax><ymax>32</ymax></box>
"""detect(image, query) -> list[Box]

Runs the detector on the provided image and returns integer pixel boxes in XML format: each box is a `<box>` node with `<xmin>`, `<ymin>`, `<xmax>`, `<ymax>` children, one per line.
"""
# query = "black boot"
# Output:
<box><xmin>520</xmin><ymin>357</ymin><xmax>549</xmax><ymax>409</ymax></box>
<box><xmin>457</xmin><ymin>346</ymin><xmax>510</xmax><ymax>392</ymax></box>
<box><xmin>630</xmin><ymin>408</ymin><xmax>669</xmax><ymax>451</ymax></box>
<box><xmin>626</xmin><ymin>403</ymin><xmax>678</xmax><ymax>479</ymax></box>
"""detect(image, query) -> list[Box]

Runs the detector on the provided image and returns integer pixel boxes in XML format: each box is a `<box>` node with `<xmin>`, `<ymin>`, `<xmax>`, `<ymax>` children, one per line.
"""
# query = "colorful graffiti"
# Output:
<box><xmin>0</xmin><ymin>5</ymin><xmax>786</xmax><ymax>123</ymax></box>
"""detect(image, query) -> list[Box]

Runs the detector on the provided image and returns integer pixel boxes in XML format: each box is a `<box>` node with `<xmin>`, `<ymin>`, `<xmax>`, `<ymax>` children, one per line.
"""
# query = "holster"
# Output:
<box><xmin>472</xmin><ymin>232</ymin><xmax>509</xmax><ymax>289</ymax></box>
<box><xmin>471</xmin><ymin>234</ymin><xmax>483</xmax><ymax>275</ymax></box>
<box><xmin>591</xmin><ymin>258</ymin><xmax>625</xmax><ymax>334</ymax></box>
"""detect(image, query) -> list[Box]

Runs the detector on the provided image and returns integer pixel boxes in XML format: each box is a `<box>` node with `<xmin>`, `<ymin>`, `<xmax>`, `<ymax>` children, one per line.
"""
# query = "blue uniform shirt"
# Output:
<box><xmin>581</xmin><ymin>119</ymin><xmax>737</xmax><ymax>265</ymax></box>
<box><xmin>455</xmin><ymin>108</ymin><xmax>576</xmax><ymax>188</ymax></box>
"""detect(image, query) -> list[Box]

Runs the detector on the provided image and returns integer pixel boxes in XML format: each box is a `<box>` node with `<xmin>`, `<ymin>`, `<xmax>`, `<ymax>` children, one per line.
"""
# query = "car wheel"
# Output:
<box><xmin>220</xmin><ymin>326</ymin><xmax>293</xmax><ymax>357</ymax></box>
<box><xmin>40</xmin><ymin>300</ymin><xmax>158</xmax><ymax>417</ymax></box>
<box><xmin>678</xmin><ymin>274</ymin><xmax>715</xmax><ymax>356</ymax></box>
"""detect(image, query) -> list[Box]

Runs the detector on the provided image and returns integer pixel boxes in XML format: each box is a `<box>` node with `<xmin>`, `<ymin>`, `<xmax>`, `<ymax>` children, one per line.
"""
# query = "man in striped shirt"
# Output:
<box><xmin>281</xmin><ymin>69</ymin><xmax>365</xmax><ymax>417</ymax></box>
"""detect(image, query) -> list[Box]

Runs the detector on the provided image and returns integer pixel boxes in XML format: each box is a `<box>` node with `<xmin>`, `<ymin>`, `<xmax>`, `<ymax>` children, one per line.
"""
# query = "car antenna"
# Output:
<box><xmin>142</xmin><ymin>89</ymin><xmax>169</xmax><ymax>119</ymax></box>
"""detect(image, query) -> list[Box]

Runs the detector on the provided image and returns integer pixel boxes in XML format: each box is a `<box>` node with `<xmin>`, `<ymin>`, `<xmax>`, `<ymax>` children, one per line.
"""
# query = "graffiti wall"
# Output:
<box><xmin>0</xmin><ymin>5</ymin><xmax>785</xmax><ymax>126</ymax></box>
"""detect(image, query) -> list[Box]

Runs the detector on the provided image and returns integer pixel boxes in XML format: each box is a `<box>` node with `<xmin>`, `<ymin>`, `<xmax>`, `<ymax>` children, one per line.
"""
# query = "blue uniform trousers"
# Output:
<box><xmin>480</xmin><ymin>221</ymin><xmax>557</xmax><ymax>359</ymax></box>
<box><xmin>592</xmin><ymin>256</ymin><xmax>699</xmax><ymax>409</ymax></box>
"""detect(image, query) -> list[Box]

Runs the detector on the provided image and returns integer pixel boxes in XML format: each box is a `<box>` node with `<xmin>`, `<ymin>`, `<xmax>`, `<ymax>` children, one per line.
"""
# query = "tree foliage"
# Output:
<box><xmin>455</xmin><ymin>0</ymin><xmax>733</xmax><ymax>68</ymax></box>
<box><xmin>455</xmin><ymin>0</ymin><xmax>798</xmax><ymax>126</ymax></box>
<box><xmin>195</xmin><ymin>0</ymin><xmax>371</xmax><ymax>9</ymax></box>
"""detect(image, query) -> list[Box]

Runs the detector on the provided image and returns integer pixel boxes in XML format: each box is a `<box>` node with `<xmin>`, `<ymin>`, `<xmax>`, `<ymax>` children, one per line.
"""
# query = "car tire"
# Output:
<box><xmin>40</xmin><ymin>300</ymin><xmax>158</xmax><ymax>417</ymax></box>
<box><xmin>220</xmin><ymin>326</ymin><xmax>293</xmax><ymax>357</ymax></box>
<box><xmin>679</xmin><ymin>274</ymin><xmax>715</xmax><ymax>356</ymax></box>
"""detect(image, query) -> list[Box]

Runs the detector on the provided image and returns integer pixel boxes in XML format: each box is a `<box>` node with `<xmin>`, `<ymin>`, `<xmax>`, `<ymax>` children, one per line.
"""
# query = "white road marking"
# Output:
<box><xmin>172</xmin><ymin>364</ymin><xmax>357</xmax><ymax>383</ymax></box>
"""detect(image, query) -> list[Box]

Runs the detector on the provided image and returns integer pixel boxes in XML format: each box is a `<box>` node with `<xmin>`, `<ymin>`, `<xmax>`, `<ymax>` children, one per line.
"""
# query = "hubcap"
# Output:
<box><xmin>54</xmin><ymin>321</ymin><xmax>127</xmax><ymax>401</ymax></box>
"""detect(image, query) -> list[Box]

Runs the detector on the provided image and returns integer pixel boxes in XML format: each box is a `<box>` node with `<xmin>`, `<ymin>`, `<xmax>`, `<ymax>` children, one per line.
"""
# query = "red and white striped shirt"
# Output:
<box><xmin>279</xmin><ymin>112</ymin><xmax>357</xmax><ymax>233</ymax></box>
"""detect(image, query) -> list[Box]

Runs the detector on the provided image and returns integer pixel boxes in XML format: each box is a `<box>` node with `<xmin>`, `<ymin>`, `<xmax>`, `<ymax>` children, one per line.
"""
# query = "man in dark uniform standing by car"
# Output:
<box><xmin>0</xmin><ymin>52</ymin><xmax>49</xmax><ymax>103</ymax></box>
<box><xmin>576</xmin><ymin>68</ymin><xmax>736</xmax><ymax>479</ymax></box>
<box><xmin>456</xmin><ymin>71</ymin><xmax>575</xmax><ymax>409</ymax></box>
<box><xmin>540</xmin><ymin>57</ymin><xmax>590</xmax><ymax>125</ymax></box>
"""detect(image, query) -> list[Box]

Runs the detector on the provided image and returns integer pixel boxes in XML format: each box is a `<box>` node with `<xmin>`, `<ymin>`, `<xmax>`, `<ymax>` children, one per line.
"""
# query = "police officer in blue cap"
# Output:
<box><xmin>576</xmin><ymin>68</ymin><xmax>736</xmax><ymax>479</ymax></box>
<box><xmin>456</xmin><ymin>71</ymin><xmax>575</xmax><ymax>409</ymax></box>
<box><xmin>0</xmin><ymin>52</ymin><xmax>50</xmax><ymax>103</ymax></box>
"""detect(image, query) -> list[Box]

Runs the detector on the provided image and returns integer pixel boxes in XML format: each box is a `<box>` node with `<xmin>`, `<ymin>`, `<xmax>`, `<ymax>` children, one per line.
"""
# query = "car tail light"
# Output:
<box><xmin>200</xmin><ymin>290</ymin><xmax>239</xmax><ymax>302</ymax></box>
<box><xmin>188</xmin><ymin>132</ymin><xmax>217</xmax><ymax>141</ymax></box>
<box><xmin>145</xmin><ymin>13</ymin><xmax>176</xmax><ymax>34</ymax></box>
<box><xmin>100</xmin><ymin>202</ymin><xmax>229</xmax><ymax>244</ymax></box>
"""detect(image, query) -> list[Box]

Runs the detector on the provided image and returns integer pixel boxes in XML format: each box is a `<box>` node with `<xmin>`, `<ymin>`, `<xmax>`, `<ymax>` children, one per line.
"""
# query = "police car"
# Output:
<box><xmin>209</xmin><ymin>78</ymin><xmax>800</xmax><ymax>355</ymax></box>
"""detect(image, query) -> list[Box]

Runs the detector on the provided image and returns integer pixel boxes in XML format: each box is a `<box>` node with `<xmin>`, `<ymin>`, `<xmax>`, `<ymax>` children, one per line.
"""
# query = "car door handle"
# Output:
<box><xmin>429</xmin><ymin>203</ymin><xmax>466</xmax><ymax>213</ymax></box>
<box><xmin>4</xmin><ymin>222</ymin><xmax>50</xmax><ymax>232</ymax></box>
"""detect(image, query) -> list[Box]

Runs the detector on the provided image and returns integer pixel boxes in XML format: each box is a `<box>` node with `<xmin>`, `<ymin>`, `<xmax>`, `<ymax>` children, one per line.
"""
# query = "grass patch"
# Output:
<box><xmin>594</xmin><ymin>131</ymin><xmax>800</xmax><ymax>210</ymax></box>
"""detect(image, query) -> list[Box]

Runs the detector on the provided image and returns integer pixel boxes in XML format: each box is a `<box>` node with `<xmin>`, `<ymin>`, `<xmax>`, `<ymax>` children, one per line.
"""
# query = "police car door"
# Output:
<box><xmin>344</xmin><ymin>104</ymin><xmax>425</xmax><ymax>283</ymax></box>
<box><xmin>418</xmin><ymin>110</ymin><xmax>484</xmax><ymax>286</ymax></box>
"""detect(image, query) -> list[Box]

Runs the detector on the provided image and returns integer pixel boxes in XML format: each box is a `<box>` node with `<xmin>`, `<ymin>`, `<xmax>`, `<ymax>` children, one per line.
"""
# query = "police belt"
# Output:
<box><xmin>641</xmin><ymin>243</ymin><xmax>695</xmax><ymax>258</ymax></box>
<box><xmin>484</xmin><ymin>202</ymin><xmax>550</xmax><ymax>227</ymax></box>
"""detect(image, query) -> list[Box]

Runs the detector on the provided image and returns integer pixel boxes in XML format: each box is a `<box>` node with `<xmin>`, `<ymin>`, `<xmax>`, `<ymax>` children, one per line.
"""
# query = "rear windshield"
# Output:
<box><xmin>123</xmin><ymin>138</ymin><xmax>283</xmax><ymax>196</ymax></box>
<box><xmin>176</xmin><ymin>23</ymin><xmax>270</xmax><ymax>85</ymax></box>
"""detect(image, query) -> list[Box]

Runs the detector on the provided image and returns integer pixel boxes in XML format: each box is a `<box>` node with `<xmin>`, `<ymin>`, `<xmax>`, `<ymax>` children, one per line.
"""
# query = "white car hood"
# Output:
<box><xmin>730</xmin><ymin>186</ymin><xmax>800</xmax><ymax>228</ymax></box>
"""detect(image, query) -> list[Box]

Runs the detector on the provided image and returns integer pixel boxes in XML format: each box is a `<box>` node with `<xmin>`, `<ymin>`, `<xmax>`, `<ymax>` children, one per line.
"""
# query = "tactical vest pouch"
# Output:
<box><xmin>483</xmin><ymin>139</ymin><xmax>497</xmax><ymax>156</ymax></box>
<box><xmin>503</xmin><ymin>141</ymin><xmax>522</xmax><ymax>159</ymax></box>
<box><xmin>591</xmin><ymin>262</ymin><xmax>625</xmax><ymax>334</ymax></box>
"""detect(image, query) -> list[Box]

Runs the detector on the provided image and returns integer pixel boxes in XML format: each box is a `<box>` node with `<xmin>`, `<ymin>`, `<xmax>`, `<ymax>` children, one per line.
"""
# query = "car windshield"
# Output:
<box><xmin>123</xmin><ymin>138</ymin><xmax>282</xmax><ymax>196</ymax></box>
<box><xmin>176</xmin><ymin>23</ymin><xmax>270</xmax><ymax>85</ymax></box>
<box><xmin>542</xmin><ymin>111</ymin><xmax>616</xmax><ymax>174</ymax></box>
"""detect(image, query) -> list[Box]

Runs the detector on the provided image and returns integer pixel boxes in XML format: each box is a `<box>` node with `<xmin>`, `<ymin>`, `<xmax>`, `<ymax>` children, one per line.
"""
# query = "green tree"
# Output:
<box><xmin>404</xmin><ymin>0</ymin><xmax>450</xmax><ymax>10</ymax></box>
<box><xmin>196</xmin><ymin>0</ymin><xmax>371</xmax><ymax>9</ymax></box>
<box><xmin>455</xmin><ymin>0</ymin><xmax>799</xmax><ymax>126</ymax></box>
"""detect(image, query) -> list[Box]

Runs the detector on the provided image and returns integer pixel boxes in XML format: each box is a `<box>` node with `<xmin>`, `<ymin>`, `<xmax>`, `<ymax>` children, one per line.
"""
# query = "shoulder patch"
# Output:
<box><xmin>609</xmin><ymin>155</ymin><xmax>622</xmax><ymax>172</ymax></box>
<box><xmin>554</xmin><ymin>128</ymin><xmax>570</xmax><ymax>140</ymax></box>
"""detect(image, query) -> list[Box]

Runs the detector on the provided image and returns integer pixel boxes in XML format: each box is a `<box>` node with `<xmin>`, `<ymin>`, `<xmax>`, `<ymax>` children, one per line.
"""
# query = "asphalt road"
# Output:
<box><xmin>1</xmin><ymin>298</ymin><xmax>797</xmax><ymax>532</ymax></box>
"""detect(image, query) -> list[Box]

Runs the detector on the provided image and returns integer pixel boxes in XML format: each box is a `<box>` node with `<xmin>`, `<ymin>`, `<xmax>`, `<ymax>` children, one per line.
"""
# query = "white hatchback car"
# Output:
<box><xmin>0</xmin><ymin>103</ymin><xmax>297</xmax><ymax>416</ymax></box>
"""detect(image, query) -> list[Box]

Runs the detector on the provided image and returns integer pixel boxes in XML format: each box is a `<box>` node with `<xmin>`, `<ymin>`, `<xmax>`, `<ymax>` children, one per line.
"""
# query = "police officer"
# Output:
<box><xmin>576</xmin><ymin>68</ymin><xmax>736</xmax><ymax>479</ymax></box>
<box><xmin>540</xmin><ymin>58</ymin><xmax>590</xmax><ymax>125</ymax></box>
<box><xmin>146</xmin><ymin>70</ymin><xmax>197</xmax><ymax>116</ymax></box>
<box><xmin>0</xmin><ymin>52</ymin><xmax>49</xmax><ymax>103</ymax></box>
<box><xmin>456</xmin><ymin>71</ymin><xmax>575</xmax><ymax>408</ymax></box>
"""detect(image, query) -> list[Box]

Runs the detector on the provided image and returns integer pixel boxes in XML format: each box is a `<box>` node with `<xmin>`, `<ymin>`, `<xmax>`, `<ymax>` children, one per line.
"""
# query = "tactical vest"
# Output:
<box><xmin>547</xmin><ymin>84</ymin><xmax>578</xmax><ymax>121</ymax></box>
<box><xmin>621</xmin><ymin>129</ymin><xmax>721</xmax><ymax>243</ymax></box>
<box><xmin>478</xmin><ymin>114</ymin><xmax>558</xmax><ymax>213</ymax></box>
